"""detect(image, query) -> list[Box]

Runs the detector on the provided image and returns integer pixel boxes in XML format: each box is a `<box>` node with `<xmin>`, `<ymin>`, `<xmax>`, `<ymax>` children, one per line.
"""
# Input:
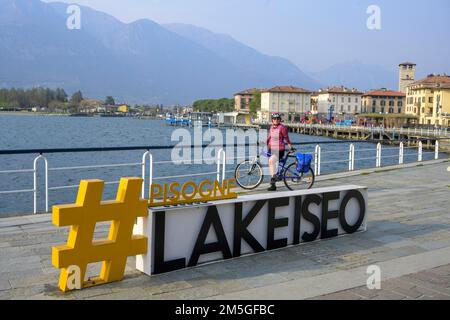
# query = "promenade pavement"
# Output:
<box><xmin>0</xmin><ymin>160</ymin><xmax>449</xmax><ymax>300</ymax></box>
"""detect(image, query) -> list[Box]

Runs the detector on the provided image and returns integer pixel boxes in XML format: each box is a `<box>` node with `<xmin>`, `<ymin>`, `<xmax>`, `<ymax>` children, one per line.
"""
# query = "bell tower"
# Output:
<box><xmin>399</xmin><ymin>62</ymin><xmax>416</xmax><ymax>93</ymax></box>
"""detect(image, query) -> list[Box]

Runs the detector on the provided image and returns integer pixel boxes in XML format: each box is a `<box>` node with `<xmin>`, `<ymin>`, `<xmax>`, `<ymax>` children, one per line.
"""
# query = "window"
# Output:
<box><xmin>381</xmin><ymin>107</ymin><xmax>385</xmax><ymax>113</ymax></box>
<box><xmin>372</xmin><ymin>107</ymin><xmax>376</xmax><ymax>113</ymax></box>
<box><xmin>429</xmin><ymin>97</ymin><xmax>433</xmax><ymax>103</ymax></box>
<box><xmin>398</xmin><ymin>101</ymin><xmax>403</xmax><ymax>107</ymax></box>
<box><xmin>380</xmin><ymin>100</ymin><xmax>386</xmax><ymax>106</ymax></box>
<box><xmin>389</xmin><ymin>101</ymin><xmax>394</xmax><ymax>107</ymax></box>
<box><xmin>341</xmin><ymin>97</ymin><xmax>344</xmax><ymax>103</ymax></box>
<box><xmin>372</xmin><ymin>100</ymin><xmax>377</xmax><ymax>107</ymax></box>
<box><xmin>398</xmin><ymin>108</ymin><xmax>402</xmax><ymax>113</ymax></box>
<box><xmin>355</xmin><ymin>98</ymin><xmax>358</xmax><ymax>103</ymax></box>
<box><xmin>348</xmin><ymin>97</ymin><xmax>351</xmax><ymax>103</ymax></box>
<box><xmin>348</xmin><ymin>105</ymin><xmax>351</xmax><ymax>112</ymax></box>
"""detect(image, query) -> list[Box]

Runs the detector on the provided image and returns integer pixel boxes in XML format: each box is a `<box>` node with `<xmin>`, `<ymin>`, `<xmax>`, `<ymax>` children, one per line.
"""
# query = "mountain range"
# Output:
<box><xmin>0</xmin><ymin>0</ymin><xmax>401</xmax><ymax>105</ymax></box>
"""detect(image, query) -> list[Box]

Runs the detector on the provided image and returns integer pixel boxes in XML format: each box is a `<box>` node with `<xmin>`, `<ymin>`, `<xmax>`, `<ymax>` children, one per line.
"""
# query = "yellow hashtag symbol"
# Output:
<box><xmin>52</xmin><ymin>177</ymin><xmax>148</xmax><ymax>292</ymax></box>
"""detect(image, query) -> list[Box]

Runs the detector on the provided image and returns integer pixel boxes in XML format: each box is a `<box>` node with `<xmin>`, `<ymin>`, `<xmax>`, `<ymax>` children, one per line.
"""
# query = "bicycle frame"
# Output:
<box><xmin>257</xmin><ymin>150</ymin><xmax>297</xmax><ymax>180</ymax></box>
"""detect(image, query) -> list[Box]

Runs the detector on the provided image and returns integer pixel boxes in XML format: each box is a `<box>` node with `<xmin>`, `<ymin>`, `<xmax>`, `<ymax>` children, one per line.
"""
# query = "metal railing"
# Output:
<box><xmin>284</xmin><ymin>123</ymin><xmax>450</xmax><ymax>137</ymax></box>
<box><xmin>0</xmin><ymin>139</ymin><xmax>447</xmax><ymax>215</ymax></box>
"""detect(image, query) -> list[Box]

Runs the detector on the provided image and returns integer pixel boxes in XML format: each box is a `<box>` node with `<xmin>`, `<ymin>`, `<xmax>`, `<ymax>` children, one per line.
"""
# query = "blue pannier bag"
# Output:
<box><xmin>296</xmin><ymin>153</ymin><xmax>312</xmax><ymax>173</ymax></box>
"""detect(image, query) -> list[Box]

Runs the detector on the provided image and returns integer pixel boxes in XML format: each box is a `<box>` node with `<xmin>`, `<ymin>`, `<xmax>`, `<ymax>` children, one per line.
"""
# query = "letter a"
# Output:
<box><xmin>366</xmin><ymin>5</ymin><xmax>381</xmax><ymax>30</ymax></box>
<box><xmin>366</xmin><ymin>265</ymin><xmax>381</xmax><ymax>290</ymax></box>
<box><xmin>66</xmin><ymin>265</ymin><xmax>81</xmax><ymax>290</ymax></box>
<box><xmin>66</xmin><ymin>5</ymin><xmax>81</xmax><ymax>30</ymax></box>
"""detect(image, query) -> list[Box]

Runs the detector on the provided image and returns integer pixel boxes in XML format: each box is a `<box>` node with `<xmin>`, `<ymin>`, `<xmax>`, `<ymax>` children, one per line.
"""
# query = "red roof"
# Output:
<box><xmin>410</xmin><ymin>75</ymin><xmax>450</xmax><ymax>88</ymax></box>
<box><xmin>263</xmin><ymin>86</ymin><xmax>311</xmax><ymax>94</ymax></box>
<box><xmin>363</xmin><ymin>89</ymin><xmax>405</xmax><ymax>97</ymax></box>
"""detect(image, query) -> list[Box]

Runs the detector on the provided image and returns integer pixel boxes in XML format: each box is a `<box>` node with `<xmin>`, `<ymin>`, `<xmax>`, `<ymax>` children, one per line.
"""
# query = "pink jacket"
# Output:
<box><xmin>266</xmin><ymin>124</ymin><xmax>291</xmax><ymax>151</ymax></box>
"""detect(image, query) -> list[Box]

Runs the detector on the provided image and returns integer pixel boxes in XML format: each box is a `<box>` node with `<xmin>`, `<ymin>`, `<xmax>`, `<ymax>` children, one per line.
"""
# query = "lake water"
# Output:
<box><xmin>0</xmin><ymin>114</ymin><xmax>440</xmax><ymax>216</ymax></box>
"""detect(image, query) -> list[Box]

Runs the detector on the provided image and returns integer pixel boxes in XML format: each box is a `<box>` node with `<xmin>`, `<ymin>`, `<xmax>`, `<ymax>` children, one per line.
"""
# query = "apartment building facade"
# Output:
<box><xmin>316</xmin><ymin>86</ymin><xmax>362</xmax><ymax>116</ymax></box>
<box><xmin>259</xmin><ymin>86</ymin><xmax>312</xmax><ymax>122</ymax></box>
<box><xmin>362</xmin><ymin>89</ymin><xmax>406</xmax><ymax>114</ymax></box>
<box><xmin>405</xmin><ymin>74</ymin><xmax>450</xmax><ymax>127</ymax></box>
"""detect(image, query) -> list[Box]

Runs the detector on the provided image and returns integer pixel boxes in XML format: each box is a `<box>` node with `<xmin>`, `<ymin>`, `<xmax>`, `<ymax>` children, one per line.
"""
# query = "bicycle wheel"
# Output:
<box><xmin>283</xmin><ymin>163</ymin><xmax>315</xmax><ymax>191</ymax></box>
<box><xmin>235</xmin><ymin>160</ymin><xmax>264</xmax><ymax>190</ymax></box>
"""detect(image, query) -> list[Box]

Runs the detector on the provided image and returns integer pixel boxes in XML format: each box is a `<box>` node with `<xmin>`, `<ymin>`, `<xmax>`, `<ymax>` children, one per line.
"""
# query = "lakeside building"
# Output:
<box><xmin>362</xmin><ymin>89</ymin><xmax>405</xmax><ymax>114</ymax></box>
<box><xmin>359</xmin><ymin>89</ymin><xmax>414</xmax><ymax>127</ymax></box>
<box><xmin>316</xmin><ymin>86</ymin><xmax>363</xmax><ymax>116</ymax></box>
<box><xmin>234</xmin><ymin>88</ymin><xmax>262</xmax><ymax>111</ymax></box>
<box><xmin>399</xmin><ymin>62</ymin><xmax>416</xmax><ymax>94</ymax></box>
<box><xmin>259</xmin><ymin>86</ymin><xmax>312</xmax><ymax>123</ymax></box>
<box><xmin>405</xmin><ymin>74</ymin><xmax>450</xmax><ymax>127</ymax></box>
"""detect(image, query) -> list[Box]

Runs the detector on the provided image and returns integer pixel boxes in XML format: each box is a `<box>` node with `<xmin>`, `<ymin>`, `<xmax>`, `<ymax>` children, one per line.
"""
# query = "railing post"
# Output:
<box><xmin>222</xmin><ymin>149</ymin><xmax>226</xmax><ymax>183</ymax></box>
<box><xmin>376</xmin><ymin>143</ymin><xmax>382</xmax><ymax>168</ymax></box>
<box><xmin>435</xmin><ymin>140</ymin><xmax>439</xmax><ymax>160</ymax></box>
<box><xmin>141</xmin><ymin>151</ymin><xmax>153</xmax><ymax>199</ymax></box>
<box><xmin>217</xmin><ymin>148</ymin><xmax>225</xmax><ymax>182</ymax></box>
<box><xmin>349</xmin><ymin>144</ymin><xmax>355</xmax><ymax>171</ymax></box>
<box><xmin>399</xmin><ymin>142</ymin><xmax>404</xmax><ymax>165</ymax></box>
<box><xmin>314</xmin><ymin>145</ymin><xmax>321</xmax><ymax>176</ymax></box>
<box><xmin>33</xmin><ymin>154</ymin><xmax>48</xmax><ymax>214</ymax></box>
<box><xmin>418</xmin><ymin>141</ymin><xmax>423</xmax><ymax>162</ymax></box>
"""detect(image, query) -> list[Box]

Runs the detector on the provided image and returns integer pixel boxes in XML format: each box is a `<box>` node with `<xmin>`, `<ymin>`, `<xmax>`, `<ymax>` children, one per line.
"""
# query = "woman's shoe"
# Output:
<box><xmin>267</xmin><ymin>178</ymin><xmax>277</xmax><ymax>191</ymax></box>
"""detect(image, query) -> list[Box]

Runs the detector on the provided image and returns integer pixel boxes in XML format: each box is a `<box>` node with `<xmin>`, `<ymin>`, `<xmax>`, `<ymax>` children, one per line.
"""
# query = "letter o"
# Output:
<box><xmin>339</xmin><ymin>190</ymin><xmax>366</xmax><ymax>234</ymax></box>
<box><xmin>181</xmin><ymin>181</ymin><xmax>198</xmax><ymax>200</ymax></box>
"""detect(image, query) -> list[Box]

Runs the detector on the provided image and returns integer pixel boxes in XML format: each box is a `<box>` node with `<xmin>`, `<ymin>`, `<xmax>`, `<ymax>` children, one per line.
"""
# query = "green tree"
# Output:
<box><xmin>70</xmin><ymin>91</ymin><xmax>83</xmax><ymax>104</ymax></box>
<box><xmin>193</xmin><ymin>98</ymin><xmax>234</xmax><ymax>112</ymax></box>
<box><xmin>105</xmin><ymin>96</ymin><xmax>115</xmax><ymax>105</ymax></box>
<box><xmin>249</xmin><ymin>91</ymin><xmax>261</xmax><ymax>116</ymax></box>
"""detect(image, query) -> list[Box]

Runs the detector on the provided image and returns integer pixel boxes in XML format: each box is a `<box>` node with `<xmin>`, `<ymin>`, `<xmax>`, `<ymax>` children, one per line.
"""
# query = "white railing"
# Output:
<box><xmin>0</xmin><ymin>139</ymin><xmax>445</xmax><ymax>214</ymax></box>
<box><xmin>285</xmin><ymin>123</ymin><xmax>450</xmax><ymax>137</ymax></box>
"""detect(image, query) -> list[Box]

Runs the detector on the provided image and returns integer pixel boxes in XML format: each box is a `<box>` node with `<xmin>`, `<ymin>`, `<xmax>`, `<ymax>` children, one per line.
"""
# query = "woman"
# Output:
<box><xmin>266</xmin><ymin>113</ymin><xmax>294</xmax><ymax>191</ymax></box>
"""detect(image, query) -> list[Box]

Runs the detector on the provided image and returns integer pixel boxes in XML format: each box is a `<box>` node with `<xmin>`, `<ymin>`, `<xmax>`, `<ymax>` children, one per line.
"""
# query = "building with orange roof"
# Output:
<box><xmin>358</xmin><ymin>88</ymin><xmax>412</xmax><ymax>127</ymax></box>
<box><xmin>405</xmin><ymin>74</ymin><xmax>450</xmax><ymax>127</ymax></box>
<box><xmin>260</xmin><ymin>86</ymin><xmax>312</xmax><ymax>122</ymax></box>
<box><xmin>362</xmin><ymin>88</ymin><xmax>406</xmax><ymax>114</ymax></box>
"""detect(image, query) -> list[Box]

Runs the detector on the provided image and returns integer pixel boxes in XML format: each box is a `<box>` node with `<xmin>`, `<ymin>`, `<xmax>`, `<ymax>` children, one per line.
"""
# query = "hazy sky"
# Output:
<box><xmin>43</xmin><ymin>0</ymin><xmax>450</xmax><ymax>75</ymax></box>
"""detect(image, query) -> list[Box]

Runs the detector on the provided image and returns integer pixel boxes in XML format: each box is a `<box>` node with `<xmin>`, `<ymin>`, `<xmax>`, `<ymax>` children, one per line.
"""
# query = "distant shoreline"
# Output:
<box><xmin>0</xmin><ymin>111</ymin><xmax>69</xmax><ymax>116</ymax></box>
<box><xmin>0</xmin><ymin>111</ymin><xmax>163</xmax><ymax>120</ymax></box>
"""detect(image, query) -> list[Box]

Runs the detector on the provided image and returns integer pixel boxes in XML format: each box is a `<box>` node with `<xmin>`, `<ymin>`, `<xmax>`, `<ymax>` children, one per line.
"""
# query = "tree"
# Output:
<box><xmin>193</xmin><ymin>98</ymin><xmax>234</xmax><ymax>112</ymax></box>
<box><xmin>249</xmin><ymin>92</ymin><xmax>261</xmax><ymax>116</ymax></box>
<box><xmin>105</xmin><ymin>96</ymin><xmax>115</xmax><ymax>105</ymax></box>
<box><xmin>70</xmin><ymin>91</ymin><xmax>83</xmax><ymax>104</ymax></box>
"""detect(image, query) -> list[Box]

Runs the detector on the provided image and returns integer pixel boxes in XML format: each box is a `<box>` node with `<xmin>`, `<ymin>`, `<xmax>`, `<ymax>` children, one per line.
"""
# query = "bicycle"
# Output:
<box><xmin>234</xmin><ymin>148</ymin><xmax>315</xmax><ymax>191</ymax></box>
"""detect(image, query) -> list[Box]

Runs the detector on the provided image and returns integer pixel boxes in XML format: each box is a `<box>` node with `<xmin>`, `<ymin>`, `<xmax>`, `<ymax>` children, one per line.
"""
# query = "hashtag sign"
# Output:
<box><xmin>52</xmin><ymin>177</ymin><xmax>148</xmax><ymax>292</ymax></box>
